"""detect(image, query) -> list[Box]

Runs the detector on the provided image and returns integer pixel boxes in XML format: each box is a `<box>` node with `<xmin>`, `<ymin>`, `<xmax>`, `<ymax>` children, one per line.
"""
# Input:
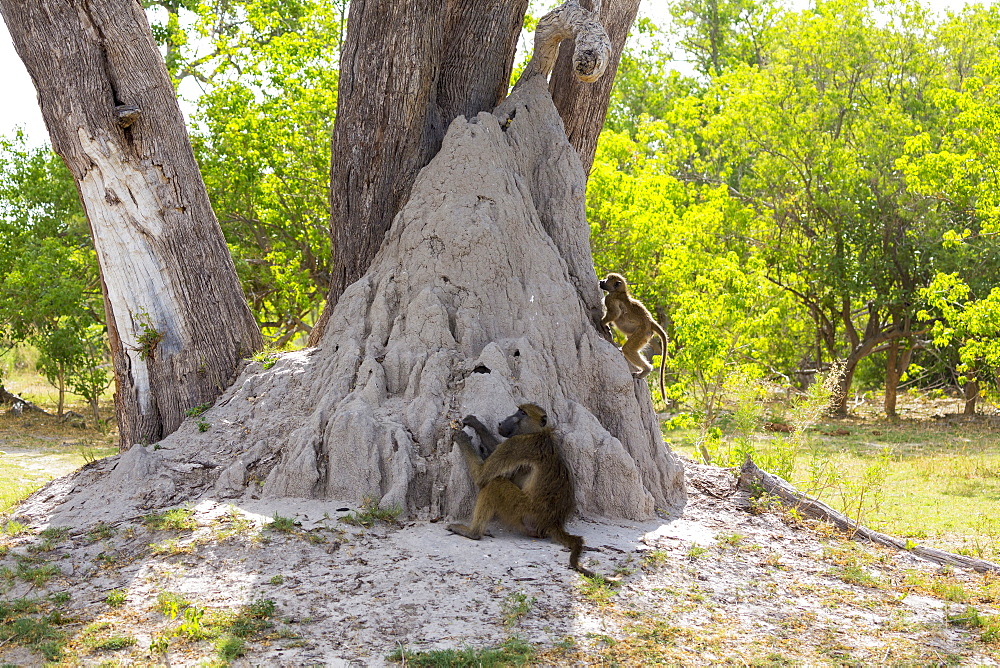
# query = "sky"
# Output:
<box><xmin>0</xmin><ymin>0</ymin><xmax>973</xmax><ymax>148</ymax></box>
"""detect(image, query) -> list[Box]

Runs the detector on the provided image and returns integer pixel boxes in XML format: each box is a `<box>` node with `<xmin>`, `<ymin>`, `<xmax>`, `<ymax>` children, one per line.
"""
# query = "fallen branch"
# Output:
<box><xmin>736</xmin><ymin>457</ymin><xmax>1000</xmax><ymax>574</ymax></box>
<box><xmin>0</xmin><ymin>384</ymin><xmax>49</xmax><ymax>415</ymax></box>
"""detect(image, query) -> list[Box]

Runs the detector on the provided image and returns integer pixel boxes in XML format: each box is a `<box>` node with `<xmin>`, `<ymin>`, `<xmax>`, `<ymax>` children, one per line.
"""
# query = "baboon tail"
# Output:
<box><xmin>548</xmin><ymin>527</ymin><xmax>596</xmax><ymax>578</ymax></box>
<box><xmin>655</xmin><ymin>326</ymin><xmax>668</xmax><ymax>405</ymax></box>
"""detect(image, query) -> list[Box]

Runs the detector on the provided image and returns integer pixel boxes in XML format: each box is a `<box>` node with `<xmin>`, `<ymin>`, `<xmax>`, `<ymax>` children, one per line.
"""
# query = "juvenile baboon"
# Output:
<box><xmin>599</xmin><ymin>272</ymin><xmax>667</xmax><ymax>402</ymax></box>
<box><xmin>448</xmin><ymin>404</ymin><xmax>596</xmax><ymax>577</ymax></box>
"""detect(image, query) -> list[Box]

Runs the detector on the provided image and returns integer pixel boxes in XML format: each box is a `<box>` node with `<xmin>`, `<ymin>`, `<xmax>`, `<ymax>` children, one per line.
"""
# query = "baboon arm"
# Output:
<box><xmin>454</xmin><ymin>429</ymin><xmax>484</xmax><ymax>480</ymax></box>
<box><xmin>601</xmin><ymin>300</ymin><xmax>621</xmax><ymax>326</ymax></box>
<box><xmin>462</xmin><ymin>415</ymin><xmax>500</xmax><ymax>455</ymax></box>
<box><xmin>475</xmin><ymin>443</ymin><xmax>537</xmax><ymax>488</ymax></box>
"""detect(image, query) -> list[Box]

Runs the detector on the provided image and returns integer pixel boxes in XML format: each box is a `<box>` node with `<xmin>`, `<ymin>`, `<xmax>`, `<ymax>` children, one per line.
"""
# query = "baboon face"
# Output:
<box><xmin>497</xmin><ymin>403</ymin><xmax>549</xmax><ymax>437</ymax></box>
<box><xmin>599</xmin><ymin>273</ymin><xmax>627</xmax><ymax>293</ymax></box>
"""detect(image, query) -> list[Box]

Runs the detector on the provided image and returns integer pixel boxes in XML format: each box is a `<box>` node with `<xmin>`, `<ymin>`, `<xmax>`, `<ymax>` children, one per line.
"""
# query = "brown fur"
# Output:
<box><xmin>448</xmin><ymin>404</ymin><xmax>596</xmax><ymax>577</ymax></box>
<box><xmin>599</xmin><ymin>272</ymin><xmax>668</xmax><ymax>402</ymax></box>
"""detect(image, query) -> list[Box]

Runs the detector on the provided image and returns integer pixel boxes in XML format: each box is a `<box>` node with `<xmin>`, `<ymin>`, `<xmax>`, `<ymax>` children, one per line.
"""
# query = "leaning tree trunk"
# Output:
<box><xmin>0</xmin><ymin>0</ymin><xmax>263</xmax><ymax>448</ymax></box>
<box><xmin>15</xmin><ymin>2</ymin><xmax>686</xmax><ymax>529</ymax></box>
<box><xmin>549</xmin><ymin>0</ymin><xmax>641</xmax><ymax>176</ymax></box>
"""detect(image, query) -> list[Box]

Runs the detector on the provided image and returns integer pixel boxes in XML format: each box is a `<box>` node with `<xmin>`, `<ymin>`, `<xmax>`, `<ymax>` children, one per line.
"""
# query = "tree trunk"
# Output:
<box><xmin>963</xmin><ymin>373</ymin><xmax>979</xmax><ymax>416</ymax></box>
<box><xmin>57</xmin><ymin>366</ymin><xmax>65</xmax><ymax>417</ymax></box>
<box><xmin>549</xmin><ymin>0</ymin><xmax>641</xmax><ymax>176</ymax></box>
<box><xmin>1</xmin><ymin>0</ymin><xmax>263</xmax><ymax>448</ymax></box>
<box><xmin>312</xmin><ymin>0</ymin><xmax>528</xmax><ymax>341</ymax></box>
<box><xmin>884</xmin><ymin>338</ymin><xmax>913</xmax><ymax>419</ymax></box>
<box><xmin>16</xmin><ymin>3</ymin><xmax>686</xmax><ymax>529</ymax></box>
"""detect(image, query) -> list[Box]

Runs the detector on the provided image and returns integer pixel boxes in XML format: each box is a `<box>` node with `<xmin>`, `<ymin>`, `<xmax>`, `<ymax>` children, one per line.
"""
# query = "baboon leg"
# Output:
<box><xmin>622</xmin><ymin>334</ymin><xmax>653</xmax><ymax>378</ymax></box>
<box><xmin>448</xmin><ymin>479</ymin><xmax>530</xmax><ymax>540</ymax></box>
<box><xmin>548</xmin><ymin>526</ymin><xmax>596</xmax><ymax>577</ymax></box>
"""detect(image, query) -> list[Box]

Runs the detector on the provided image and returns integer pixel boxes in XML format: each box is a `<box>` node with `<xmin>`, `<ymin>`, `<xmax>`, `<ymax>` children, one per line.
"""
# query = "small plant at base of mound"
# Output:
<box><xmin>340</xmin><ymin>497</ymin><xmax>402</xmax><ymax>527</ymax></box>
<box><xmin>946</xmin><ymin>605</ymin><xmax>1000</xmax><ymax>643</ymax></box>
<box><xmin>105</xmin><ymin>589</ymin><xmax>127</xmax><ymax>607</ymax></box>
<box><xmin>184</xmin><ymin>402</ymin><xmax>212</xmax><ymax>418</ymax></box>
<box><xmin>0</xmin><ymin>596</ymin><xmax>70</xmax><ymax>661</ymax></box>
<box><xmin>143</xmin><ymin>507</ymin><xmax>196</xmax><ymax>531</ymax></box>
<box><xmin>250</xmin><ymin>347</ymin><xmax>281</xmax><ymax>370</ymax></box>
<box><xmin>501</xmin><ymin>591</ymin><xmax>535</xmax><ymax>627</ymax></box>
<box><xmin>266</xmin><ymin>514</ymin><xmax>299</xmax><ymax>533</ymax></box>
<box><xmin>387</xmin><ymin>636</ymin><xmax>535</xmax><ymax>667</ymax></box>
<box><xmin>78</xmin><ymin>621</ymin><xmax>137</xmax><ymax>652</ymax></box>
<box><xmin>577</xmin><ymin>573</ymin><xmax>617</xmax><ymax>606</ymax></box>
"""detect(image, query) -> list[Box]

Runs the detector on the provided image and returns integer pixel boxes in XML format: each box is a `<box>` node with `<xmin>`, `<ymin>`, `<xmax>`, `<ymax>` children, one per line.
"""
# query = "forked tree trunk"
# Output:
<box><xmin>549</xmin><ymin>0</ymin><xmax>641</xmax><ymax>175</ymax></box>
<box><xmin>1</xmin><ymin>0</ymin><xmax>263</xmax><ymax>448</ymax></box>
<box><xmin>15</xmin><ymin>2</ymin><xmax>686</xmax><ymax>528</ymax></box>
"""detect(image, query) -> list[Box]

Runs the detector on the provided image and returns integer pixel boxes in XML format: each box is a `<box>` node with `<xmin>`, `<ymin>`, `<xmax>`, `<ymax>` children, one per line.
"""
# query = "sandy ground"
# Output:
<box><xmin>1</xmin><ymin>458</ymin><xmax>999</xmax><ymax>666</ymax></box>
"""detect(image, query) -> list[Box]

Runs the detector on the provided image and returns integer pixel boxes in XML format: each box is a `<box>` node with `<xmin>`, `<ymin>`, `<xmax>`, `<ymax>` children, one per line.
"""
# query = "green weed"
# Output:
<box><xmin>387</xmin><ymin>636</ymin><xmax>535</xmax><ymax>666</ymax></box>
<box><xmin>501</xmin><ymin>592</ymin><xmax>535</xmax><ymax>627</ymax></box>
<box><xmin>143</xmin><ymin>507</ymin><xmax>196</xmax><ymax>531</ymax></box>
<box><xmin>104</xmin><ymin>589</ymin><xmax>127</xmax><ymax>607</ymax></box>
<box><xmin>267</xmin><ymin>514</ymin><xmax>298</xmax><ymax>532</ymax></box>
<box><xmin>340</xmin><ymin>497</ymin><xmax>402</xmax><ymax>527</ymax></box>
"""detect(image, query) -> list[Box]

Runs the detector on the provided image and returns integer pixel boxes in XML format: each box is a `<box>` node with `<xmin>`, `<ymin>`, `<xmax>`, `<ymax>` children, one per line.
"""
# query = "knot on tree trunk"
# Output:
<box><xmin>519</xmin><ymin>0</ymin><xmax>610</xmax><ymax>85</ymax></box>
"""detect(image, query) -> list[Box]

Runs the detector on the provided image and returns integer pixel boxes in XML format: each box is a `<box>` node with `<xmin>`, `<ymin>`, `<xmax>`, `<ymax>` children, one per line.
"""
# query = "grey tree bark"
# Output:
<box><xmin>15</xmin><ymin>1</ymin><xmax>686</xmax><ymax>529</ymax></box>
<box><xmin>0</xmin><ymin>0</ymin><xmax>263</xmax><ymax>448</ymax></box>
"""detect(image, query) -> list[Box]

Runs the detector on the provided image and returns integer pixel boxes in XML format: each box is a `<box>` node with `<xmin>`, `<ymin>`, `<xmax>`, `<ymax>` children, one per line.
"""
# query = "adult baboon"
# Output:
<box><xmin>448</xmin><ymin>403</ymin><xmax>596</xmax><ymax>577</ymax></box>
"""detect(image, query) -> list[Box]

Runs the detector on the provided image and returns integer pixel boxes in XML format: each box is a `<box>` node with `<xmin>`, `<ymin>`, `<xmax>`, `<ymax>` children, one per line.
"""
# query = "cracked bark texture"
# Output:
<box><xmin>0</xmin><ymin>0</ymin><xmax>263</xmax><ymax>448</ymax></box>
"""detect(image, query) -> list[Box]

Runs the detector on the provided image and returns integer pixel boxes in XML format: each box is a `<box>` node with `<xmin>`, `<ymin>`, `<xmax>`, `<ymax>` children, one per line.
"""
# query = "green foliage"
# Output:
<box><xmin>946</xmin><ymin>605</ymin><xmax>1000</xmax><ymax>643</ymax></box>
<box><xmin>0</xmin><ymin>134</ymin><xmax>106</xmax><ymax>417</ymax></box>
<box><xmin>166</xmin><ymin>0</ymin><xmax>346</xmax><ymax>345</ymax></box>
<box><xmin>387</xmin><ymin>636</ymin><xmax>535</xmax><ymax>667</ymax></box>
<box><xmin>104</xmin><ymin>589</ymin><xmax>128</xmax><ymax>608</ymax></box>
<box><xmin>340</xmin><ymin>497</ymin><xmax>402</xmax><ymax>528</ymax></box>
<box><xmin>266</xmin><ymin>514</ymin><xmax>298</xmax><ymax>533</ymax></box>
<box><xmin>143</xmin><ymin>507</ymin><xmax>197</xmax><ymax>531</ymax></box>
<box><xmin>0</xmin><ymin>597</ymin><xmax>67</xmax><ymax>661</ymax></box>
<box><xmin>501</xmin><ymin>592</ymin><xmax>535</xmax><ymax>627</ymax></box>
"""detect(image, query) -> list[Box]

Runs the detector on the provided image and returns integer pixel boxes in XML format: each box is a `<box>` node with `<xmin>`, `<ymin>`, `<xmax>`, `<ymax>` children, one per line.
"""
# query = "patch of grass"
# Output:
<box><xmin>831</xmin><ymin>563</ymin><xmax>880</xmax><ymax>588</ymax></box>
<box><xmin>79</xmin><ymin>622</ymin><xmax>136</xmax><ymax>652</ymax></box>
<box><xmin>268</xmin><ymin>574</ymin><xmax>285</xmax><ymax>585</ymax></box>
<box><xmin>105</xmin><ymin>589</ymin><xmax>127</xmax><ymax>607</ymax></box>
<box><xmin>0</xmin><ymin>598</ymin><xmax>68</xmax><ymax>661</ymax></box>
<box><xmin>687</xmin><ymin>544</ymin><xmax>709</xmax><ymax>559</ymax></box>
<box><xmin>48</xmin><ymin>591</ymin><xmax>70</xmax><ymax>605</ymax></box>
<box><xmin>143</xmin><ymin>507</ymin><xmax>196</xmax><ymax>531</ymax></box>
<box><xmin>577</xmin><ymin>574</ymin><xmax>617</xmax><ymax>606</ymax></box>
<box><xmin>387</xmin><ymin>636</ymin><xmax>535</xmax><ymax>666</ymax></box>
<box><xmin>716</xmin><ymin>532</ymin><xmax>745</xmax><ymax>548</ymax></box>
<box><xmin>668</xmin><ymin>417</ymin><xmax>1000</xmax><ymax>557</ymax></box>
<box><xmin>150</xmin><ymin>537</ymin><xmax>195</xmax><ymax>556</ymax></box>
<box><xmin>340</xmin><ymin>497</ymin><xmax>402</xmax><ymax>527</ymax></box>
<box><xmin>642</xmin><ymin>549</ymin><xmax>669</xmax><ymax>569</ymax></box>
<box><xmin>156</xmin><ymin>591</ymin><xmax>192</xmax><ymax>618</ymax></box>
<box><xmin>184</xmin><ymin>403</ymin><xmax>212</xmax><ymax>418</ymax></box>
<box><xmin>501</xmin><ymin>592</ymin><xmax>535</xmax><ymax>627</ymax></box>
<box><xmin>266</xmin><ymin>514</ymin><xmax>299</xmax><ymax>533</ymax></box>
<box><xmin>251</xmin><ymin>347</ymin><xmax>282</xmax><ymax>370</ymax></box>
<box><xmin>15</xmin><ymin>560</ymin><xmax>60</xmax><ymax>586</ymax></box>
<box><xmin>2</xmin><ymin>520</ymin><xmax>30</xmax><ymax>536</ymax></box>
<box><xmin>946</xmin><ymin>605</ymin><xmax>1000</xmax><ymax>643</ymax></box>
<box><xmin>87</xmin><ymin>522</ymin><xmax>116</xmax><ymax>541</ymax></box>
<box><xmin>215</xmin><ymin>634</ymin><xmax>245</xmax><ymax>663</ymax></box>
